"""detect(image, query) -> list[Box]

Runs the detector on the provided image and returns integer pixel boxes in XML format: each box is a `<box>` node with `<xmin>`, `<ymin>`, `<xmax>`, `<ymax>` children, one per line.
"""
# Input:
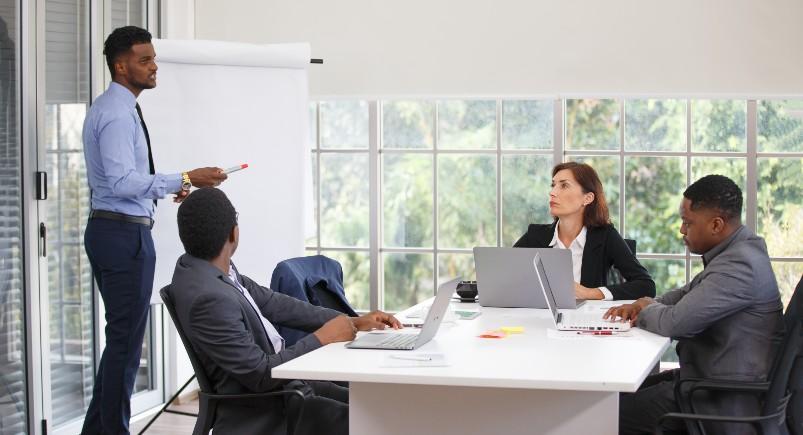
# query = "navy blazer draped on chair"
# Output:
<box><xmin>271</xmin><ymin>255</ymin><xmax>358</xmax><ymax>346</ymax></box>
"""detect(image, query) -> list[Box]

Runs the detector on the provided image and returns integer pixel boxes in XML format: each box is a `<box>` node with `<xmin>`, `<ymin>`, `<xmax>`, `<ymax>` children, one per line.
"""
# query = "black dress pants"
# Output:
<box><xmin>81</xmin><ymin>218</ymin><xmax>155</xmax><ymax>435</ymax></box>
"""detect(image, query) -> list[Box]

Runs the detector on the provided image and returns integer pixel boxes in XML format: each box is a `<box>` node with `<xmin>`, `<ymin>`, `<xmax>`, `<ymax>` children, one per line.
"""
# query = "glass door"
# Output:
<box><xmin>42</xmin><ymin>0</ymin><xmax>95</xmax><ymax>431</ymax></box>
<box><xmin>42</xmin><ymin>1</ymin><xmax>163</xmax><ymax>433</ymax></box>
<box><xmin>0</xmin><ymin>1</ymin><xmax>29</xmax><ymax>434</ymax></box>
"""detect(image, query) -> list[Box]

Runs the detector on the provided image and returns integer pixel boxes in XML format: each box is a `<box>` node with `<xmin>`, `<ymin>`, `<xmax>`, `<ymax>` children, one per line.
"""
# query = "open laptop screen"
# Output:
<box><xmin>533</xmin><ymin>253</ymin><xmax>561</xmax><ymax>325</ymax></box>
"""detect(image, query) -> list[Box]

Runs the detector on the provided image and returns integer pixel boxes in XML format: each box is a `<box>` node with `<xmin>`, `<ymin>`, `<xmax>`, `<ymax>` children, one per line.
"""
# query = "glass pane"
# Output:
<box><xmin>625</xmin><ymin>157</ymin><xmax>686</xmax><ymax>254</ymax></box>
<box><xmin>625</xmin><ymin>99</ymin><xmax>686</xmax><ymax>152</ymax></box>
<box><xmin>690</xmin><ymin>258</ymin><xmax>703</xmax><ymax>277</ymax></box>
<box><xmin>572</xmin><ymin>156</ymin><xmax>621</xmax><ymax>229</ymax></box>
<box><xmin>0</xmin><ymin>3</ymin><xmax>28</xmax><ymax>433</ymax></box>
<box><xmin>308</xmin><ymin>102</ymin><xmax>317</xmax><ymax>150</ymax></box>
<box><xmin>438</xmin><ymin>155</ymin><xmax>497</xmax><ymax>248</ymax></box>
<box><xmin>773</xmin><ymin>262</ymin><xmax>803</xmax><ymax>309</ymax></box>
<box><xmin>758</xmin><ymin>100</ymin><xmax>803</xmax><ymax>152</ymax></box>
<box><xmin>324</xmin><ymin>251</ymin><xmax>370</xmax><ymax>311</ymax></box>
<box><xmin>501</xmin><ymin>155</ymin><xmax>552</xmax><ymax>246</ymax></box>
<box><xmin>320</xmin><ymin>100</ymin><xmax>368</xmax><ymax>149</ymax></box>
<box><xmin>383</xmin><ymin>154</ymin><xmax>433</xmax><ymax>248</ymax></box>
<box><xmin>382</xmin><ymin>101</ymin><xmax>434</xmax><ymax>149</ymax></box>
<box><xmin>320</xmin><ymin>153</ymin><xmax>369</xmax><ymax>247</ymax></box>
<box><xmin>383</xmin><ymin>253</ymin><xmax>434</xmax><ymax>312</ymax></box>
<box><xmin>111</xmin><ymin>0</ymin><xmax>146</xmax><ymax>29</ymax></box>
<box><xmin>758</xmin><ymin>158</ymin><xmax>803</xmax><ymax>257</ymax></box>
<box><xmin>438</xmin><ymin>253</ymin><xmax>475</xmax><ymax>284</ymax></box>
<box><xmin>691</xmin><ymin>100</ymin><xmax>746</xmax><ymax>152</ymax></box>
<box><xmin>305</xmin><ymin>154</ymin><xmax>318</xmax><ymax>246</ymax></box>
<box><xmin>565</xmin><ymin>99</ymin><xmax>620</xmax><ymax>150</ymax></box>
<box><xmin>133</xmin><ymin>315</ymin><xmax>153</xmax><ymax>394</ymax></box>
<box><xmin>641</xmin><ymin>259</ymin><xmax>686</xmax><ymax>297</ymax></box>
<box><xmin>437</xmin><ymin>100</ymin><xmax>496</xmax><ymax>149</ymax></box>
<box><xmin>502</xmin><ymin>100</ymin><xmax>553</xmax><ymax>149</ymax></box>
<box><xmin>691</xmin><ymin>157</ymin><xmax>747</xmax><ymax>222</ymax></box>
<box><xmin>46</xmin><ymin>0</ymin><xmax>94</xmax><ymax>425</ymax></box>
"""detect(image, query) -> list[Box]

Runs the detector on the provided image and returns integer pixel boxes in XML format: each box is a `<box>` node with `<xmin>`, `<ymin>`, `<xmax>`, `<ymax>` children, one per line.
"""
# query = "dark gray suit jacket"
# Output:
<box><xmin>168</xmin><ymin>254</ymin><xmax>341</xmax><ymax>435</ymax></box>
<box><xmin>638</xmin><ymin>226</ymin><xmax>785</xmax><ymax>432</ymax></box>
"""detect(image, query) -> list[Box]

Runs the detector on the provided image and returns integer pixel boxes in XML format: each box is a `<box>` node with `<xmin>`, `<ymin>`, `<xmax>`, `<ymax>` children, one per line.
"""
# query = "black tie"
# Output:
<box><xmin>135</xmin><ymin>103</ymin><xmax>157</xmax><ymax>207</ymax></box>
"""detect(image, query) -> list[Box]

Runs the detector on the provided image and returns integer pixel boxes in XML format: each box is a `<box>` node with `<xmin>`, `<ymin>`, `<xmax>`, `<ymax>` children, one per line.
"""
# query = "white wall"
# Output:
<box><xmin>194</xmin><ymin>0</ymin><xmax>803</xmax><ymax>97</ymax></box>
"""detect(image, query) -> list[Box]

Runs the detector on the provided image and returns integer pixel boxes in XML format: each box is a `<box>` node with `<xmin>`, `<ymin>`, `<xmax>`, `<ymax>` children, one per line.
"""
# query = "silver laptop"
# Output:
<box><xmin>346</xmin><ymin>277</ymin><xmax>460</xmax><ymax>350</ymax></box>
<box><xmin>534</xmin><ymin>253</ymin><xmax>630</xmax><ymax>332</ymax></box>
<box><xmin>474</xmin><ymin>247</ymin><xmax>583</xmax><ymax>309</ymax></box>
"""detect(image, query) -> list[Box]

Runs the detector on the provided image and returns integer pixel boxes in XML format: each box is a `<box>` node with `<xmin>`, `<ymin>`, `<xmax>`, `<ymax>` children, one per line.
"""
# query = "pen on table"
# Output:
<box><xmin>389</xmin><ymin>355</ymin><xmax>432</xmax><ymax>361</ymax></box>
<box><xmin>577</xmin><ymin>331</ymin><xmax>613</xmax><ymax>335</ymax></box>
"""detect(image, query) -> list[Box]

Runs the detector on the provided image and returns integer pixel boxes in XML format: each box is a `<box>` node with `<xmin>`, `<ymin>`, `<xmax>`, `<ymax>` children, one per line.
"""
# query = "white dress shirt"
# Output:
<box><xmin>549</xmin><ymin>223</ymin><xmax>613</xmax><ymax>301</ymax></box>
<box><xmin>228</xmin><ymin>265</ymin><xmax>286</xmax><ymax>352</ymax></box>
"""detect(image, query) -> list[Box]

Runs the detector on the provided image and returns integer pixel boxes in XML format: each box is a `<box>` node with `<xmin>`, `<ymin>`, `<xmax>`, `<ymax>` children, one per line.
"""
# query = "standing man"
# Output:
<box><xmin>81</xmin><ymin>26</ymin><xmax>227</xmax><ymax>435</ymax></box>
<box><xmin>605</xmin><ymin>175</ymin><xmax>784</xmax><ymax>435</ymax></box>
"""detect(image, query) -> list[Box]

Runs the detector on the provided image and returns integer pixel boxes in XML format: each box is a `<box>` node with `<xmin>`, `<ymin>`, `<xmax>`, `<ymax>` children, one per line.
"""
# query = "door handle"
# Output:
<box><xmin>39</xmin><ymin>223</ymin><xmax>46</xmax><ymax>257</ymax></box>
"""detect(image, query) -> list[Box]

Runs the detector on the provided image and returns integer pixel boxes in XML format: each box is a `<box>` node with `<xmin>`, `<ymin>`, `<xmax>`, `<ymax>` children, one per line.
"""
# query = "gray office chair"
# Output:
<box><xmin>607</xmin><ymin>238</ymin><xmax>637</xmax><ymax>285</ymax></box>
<box><xmin>157</xmin><ymin>286</ymin><xmax>310</xmax><ymax>435</ymax></box>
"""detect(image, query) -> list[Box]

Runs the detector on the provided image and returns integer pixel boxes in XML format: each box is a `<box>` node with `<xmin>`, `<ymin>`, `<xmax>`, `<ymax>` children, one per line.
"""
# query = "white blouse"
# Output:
<box><xmin>549</xmin><ymin>223</ymin><xmax>613</xmax><ymax>301</ymax></box>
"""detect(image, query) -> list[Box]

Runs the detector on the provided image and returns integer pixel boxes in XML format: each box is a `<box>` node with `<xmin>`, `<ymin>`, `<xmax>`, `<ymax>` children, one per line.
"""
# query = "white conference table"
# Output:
<box><xmin>274</xmin><ymin>298</ymin><xmax>670</xmax><ymax>435</ymax></box>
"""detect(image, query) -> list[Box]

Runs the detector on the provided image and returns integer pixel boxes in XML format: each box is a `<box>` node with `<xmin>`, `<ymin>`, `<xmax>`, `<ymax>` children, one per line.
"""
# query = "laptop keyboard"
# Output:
<box><xmin>376</xmin><ymin>334</ymin><xmax>417</xmax><ymax>349</ymax></box>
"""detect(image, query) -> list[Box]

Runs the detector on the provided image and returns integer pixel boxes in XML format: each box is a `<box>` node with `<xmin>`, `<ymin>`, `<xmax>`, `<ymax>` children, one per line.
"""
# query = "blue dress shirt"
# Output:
<box><xmin>83</xmin><ymin>82</ymin><xmax>182</xmax><ymax>218</ymax></box>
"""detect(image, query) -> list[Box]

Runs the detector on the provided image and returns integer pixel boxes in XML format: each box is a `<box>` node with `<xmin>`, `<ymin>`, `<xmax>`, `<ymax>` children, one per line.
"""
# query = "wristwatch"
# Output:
<box><xmin>181</xmin><ymin>172</ymin><xmax>192</xmax><ymax>192</ymax></box>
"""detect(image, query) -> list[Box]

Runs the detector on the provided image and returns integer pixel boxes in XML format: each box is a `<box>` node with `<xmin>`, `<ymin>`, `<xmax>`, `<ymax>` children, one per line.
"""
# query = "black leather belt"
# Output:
<box><xmin>90</xmin><ymin>210</ymin><xmax>154</xmax><ymax>228</ymax></box>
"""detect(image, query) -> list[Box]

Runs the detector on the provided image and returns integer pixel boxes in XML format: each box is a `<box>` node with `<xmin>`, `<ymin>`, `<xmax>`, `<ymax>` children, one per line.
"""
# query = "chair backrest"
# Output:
<box><xmin>608</xmin><ymin>239</ymin><xmax>637</xmax><ymax>284</ymax></box>
<box><xmin>785</xmin><ymin>276</ymin><xmax>803</xmax><ymax>435</ymax></box>
<box><xmin>764</xmin><ymin>276</ymin><xmax>803</xmax><ymax>429</ymax></box>
<box><xmin>160</xmin><ymin>285</ymin><xmax>215</xmax><ymax>393</ymax></box>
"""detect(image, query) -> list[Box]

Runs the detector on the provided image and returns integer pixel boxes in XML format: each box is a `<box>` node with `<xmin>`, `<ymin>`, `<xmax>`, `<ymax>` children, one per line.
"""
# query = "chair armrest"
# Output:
<box><xmin>204</xmin><ymin>388</ymin><xmax>310</xmax><ymax>401</ymax></box>
<box><xmin>674</xmin><ymin>377</ymin><xmax>769</xmax><ymax>408</ymax></box>
<box><xmin>656</xmin><ymin>411</ymin><xmax>773</xmax><ymax>435</ymax></box>
<box><xmin>688</xmin><ymin>380</ymin><xmax>770</xmax><ymax>396</ymax></box>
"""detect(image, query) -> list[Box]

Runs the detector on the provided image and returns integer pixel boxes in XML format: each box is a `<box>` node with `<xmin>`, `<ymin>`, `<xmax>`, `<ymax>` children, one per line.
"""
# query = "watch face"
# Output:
<box><xmin>182</xmin><ymin>182</ymin><xmax>192</xmax><ymax>190</ymax></box>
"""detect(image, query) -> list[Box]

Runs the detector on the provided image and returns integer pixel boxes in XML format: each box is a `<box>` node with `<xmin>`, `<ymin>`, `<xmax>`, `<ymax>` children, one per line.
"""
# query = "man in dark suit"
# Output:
<box><xmin>606</xmin><ymin>175</ymin><xmax>784</xmax><ymax>435</ymax></box>
<box><xmin>168</xmin><ymin>188</ymin><xmax>401</xmax><ymax>435</ymax></box>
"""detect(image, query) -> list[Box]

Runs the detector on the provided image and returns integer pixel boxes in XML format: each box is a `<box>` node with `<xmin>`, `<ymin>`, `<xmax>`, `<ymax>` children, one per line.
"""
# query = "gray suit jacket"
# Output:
<box><xmin>168</xmin><ymin>254</ymin><xmax>341</xmax><ymax>435</ymax></box>
<box><xmin>638</xmin><ymin>226</ymin><xmax>784</xmax><ymax>433</ymax></box>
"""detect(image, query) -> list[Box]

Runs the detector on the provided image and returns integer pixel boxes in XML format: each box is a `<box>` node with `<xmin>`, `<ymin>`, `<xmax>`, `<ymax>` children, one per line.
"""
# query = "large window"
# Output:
<box><xmin>307</xmin><ymin>98</ymin><xmax>803</xmax><ymax>320</ymax></box>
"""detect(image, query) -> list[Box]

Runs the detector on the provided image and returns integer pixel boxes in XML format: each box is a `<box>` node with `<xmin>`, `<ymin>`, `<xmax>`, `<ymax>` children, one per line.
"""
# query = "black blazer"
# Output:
<box><xmin>513</xmin><ymin>222</ymin><xmax>656</xmax><ymax>300</ymax></box>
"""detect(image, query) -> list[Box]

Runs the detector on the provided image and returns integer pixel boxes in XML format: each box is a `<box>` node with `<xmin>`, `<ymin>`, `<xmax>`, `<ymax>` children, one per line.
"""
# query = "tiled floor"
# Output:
<box><xmin>130</xmin><ymin>399</ymin><xmax>199</xmax><ymax>435</ymax></box>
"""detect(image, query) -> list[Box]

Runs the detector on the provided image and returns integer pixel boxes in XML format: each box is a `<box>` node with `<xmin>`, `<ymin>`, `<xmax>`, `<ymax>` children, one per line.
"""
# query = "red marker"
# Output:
<box><xmin>224</xmin><ymin>163</ymin><xmax>248</xmax><ymax>174</ymax></box>
<box><xmin>577</xmin><ymin>330</ymin><xmax>613</xmax><ymax>336</ymax></box>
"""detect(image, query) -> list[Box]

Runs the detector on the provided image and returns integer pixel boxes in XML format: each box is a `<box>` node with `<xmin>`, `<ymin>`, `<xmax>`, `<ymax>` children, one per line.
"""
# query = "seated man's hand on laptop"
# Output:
<box><xmin>603</xmin><ymin>297</ymin><xmax>654</xmax><ymax>326</ymax></box>
<box><xmin>313</xmin><ymin>315</ymin><xmax>358</xmax><ymax>345</ymax></box>
<box><xmin>353</xmin><ymin>311</ymin><xmax>403</xmax><ymax>331</ymax></box>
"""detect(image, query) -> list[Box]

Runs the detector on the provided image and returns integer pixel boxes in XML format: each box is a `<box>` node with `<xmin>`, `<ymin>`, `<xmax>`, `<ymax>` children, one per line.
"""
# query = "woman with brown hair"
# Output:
<box><xmin>514</xmin><ymin>162</ymin><xmax>655</xmax><ymax>300</ymax></box>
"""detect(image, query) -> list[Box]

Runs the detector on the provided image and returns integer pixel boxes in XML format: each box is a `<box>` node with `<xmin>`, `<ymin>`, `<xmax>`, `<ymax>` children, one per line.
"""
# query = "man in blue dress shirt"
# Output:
<box><xmin>80</xmin><ymin>26</ymin><xmax>227</xmax><ymax>435</ymax></box>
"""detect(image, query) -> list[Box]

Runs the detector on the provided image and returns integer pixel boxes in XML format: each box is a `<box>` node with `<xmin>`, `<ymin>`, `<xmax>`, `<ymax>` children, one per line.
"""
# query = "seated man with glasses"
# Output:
<box><xmin>168</xmin><ymin>187</ymin><xmax>401</xmax><ymax>435</ymax></box>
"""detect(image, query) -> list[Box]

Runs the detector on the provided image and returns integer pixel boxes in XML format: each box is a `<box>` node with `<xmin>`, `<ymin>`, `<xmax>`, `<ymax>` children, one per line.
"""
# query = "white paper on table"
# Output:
<box><xmin>379</xmin><ymin>353</ymin><xmax>451</xmax><ymax>368</ymax></box>
<box><xmin>546</xmin><ymin>328</ymin><xmax>635</xmax><ymax>340</ymax></box>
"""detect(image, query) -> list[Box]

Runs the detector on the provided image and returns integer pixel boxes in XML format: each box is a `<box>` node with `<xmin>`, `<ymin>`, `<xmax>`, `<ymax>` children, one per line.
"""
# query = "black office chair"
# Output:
<box><xmin>607</xmin><ymin>238</ymin><xmax>637</xmax><ymax>285</ymax></box>
<box><xmin>656</xmin><ymin>276</ymin><xmax>803</xmax><ymax>435</ymax></box>
<box><xmin>157</xmin><ymin>285</ymin><xmax>310</xmax><ymax>435</ymax></box>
